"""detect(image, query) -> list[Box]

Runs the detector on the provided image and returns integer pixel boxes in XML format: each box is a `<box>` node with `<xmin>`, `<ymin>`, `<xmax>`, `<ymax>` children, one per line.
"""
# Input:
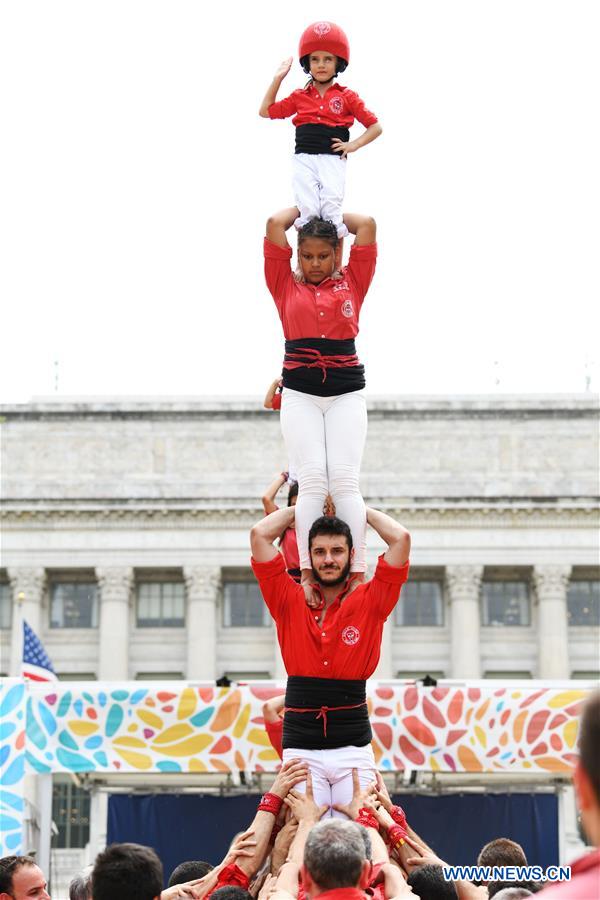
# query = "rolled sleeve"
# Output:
<box><xmin>369</xmin><ymin>554</ymin><xmax>410</xmax><ymax>618</ymax></box>
<box><xmin>346</xmin><ymin>242</ymin><xmax>377</xmax><ymax>309</ymax></box>
<box><xmin>251</xmin><ymin>552</ymin><xmax>292</xmax><ymax>621</ymax></box>
<box><xmin>268</xmin><ymin>93</ymin><xmax>298</xmax><ymax>119</ymax></box>
<box><xmin>346</xmin><ymin>90</ymin><xmax>379</xmax><ymax>128</ymax></box>
<box><xmin>264</xmin><ymin>237</ymin><xmax>293</xmax><ymax>312</ymax></box>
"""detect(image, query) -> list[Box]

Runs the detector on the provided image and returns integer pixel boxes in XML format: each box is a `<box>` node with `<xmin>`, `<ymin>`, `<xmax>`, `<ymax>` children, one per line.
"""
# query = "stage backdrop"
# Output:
<box><xmin>107</xmin><ymin>790</ymin><xmax>560</xmax><ymax>886</ymax></box>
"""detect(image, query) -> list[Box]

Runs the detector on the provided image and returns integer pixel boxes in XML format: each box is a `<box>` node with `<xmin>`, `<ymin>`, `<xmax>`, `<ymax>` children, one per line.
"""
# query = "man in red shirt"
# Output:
<box><xmin>251</xmin><ymin>505</ymin><xmax>410</xmax><ymax>813</ymax></box>
<box><xmin>540</xmin><ymin>691</ymin><xmax>600</xmax><ymax>898</ymax></box>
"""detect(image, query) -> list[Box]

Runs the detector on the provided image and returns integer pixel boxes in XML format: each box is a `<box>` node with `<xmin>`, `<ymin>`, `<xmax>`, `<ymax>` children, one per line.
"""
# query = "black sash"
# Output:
<box><xmin>283</xmin><ymin>675</ymin><xmax>371</xmax><ymax>750</ymax></box>
<box><xmin>295</xmin><ymin>124</ymin><xmax>350</xmax><ymax>155</ymax></box>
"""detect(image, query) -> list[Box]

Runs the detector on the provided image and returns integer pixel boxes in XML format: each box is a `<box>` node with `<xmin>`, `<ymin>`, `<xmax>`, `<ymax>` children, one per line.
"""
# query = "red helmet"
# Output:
<box><xmin>298</xmin><ymin>21</ymin><xmax>350</xmax><ymax>73</ymax></box>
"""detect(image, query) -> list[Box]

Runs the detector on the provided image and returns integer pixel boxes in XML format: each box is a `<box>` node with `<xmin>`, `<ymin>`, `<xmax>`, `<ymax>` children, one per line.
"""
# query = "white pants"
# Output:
<box><xmin>280</xmin><ymin>388</ymin><xmax>367</xmax><ymax>572</ymax></box>
<box><xmin>282</xmin><ymin>745</ymin><xmax>376</xmax><ymax>817</ymax></box>
<box><xmin>292</xmin><ymin>153</ymin><xmax>349</xmax><ymax>238</ymax></box>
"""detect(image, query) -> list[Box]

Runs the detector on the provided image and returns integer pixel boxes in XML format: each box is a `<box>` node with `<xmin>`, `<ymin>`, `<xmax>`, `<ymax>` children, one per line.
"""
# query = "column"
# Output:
<box><xmin>184</xmin><ymin>567</ymin><xmax>220</xmax><ymax>681</ymax></box>
<box><xmin>97</xmin><ymin>567</ymin><xmax>133</xmax><ymax>681</ymax></box>
<box><xmin>446</xmin><ymin>566</ymin><xmax>483</xmax><ymax>679</ymax></box>
<box><xmin>8</xmin><ymin>567</ymin><xmax>46</xmax><ymax>675</ymax></box>
<box><xmin>374</xmin><ymin>620</ymin><xmax>393</xmax><ymax>679</ymax></box>
<box><xmin>533</xmin><ymin>565</ymin><xmax>571</xmax><ymax>679</ymax></box>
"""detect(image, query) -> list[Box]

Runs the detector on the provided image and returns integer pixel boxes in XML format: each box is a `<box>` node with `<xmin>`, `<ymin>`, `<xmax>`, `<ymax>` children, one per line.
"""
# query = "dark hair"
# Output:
<box><xmin>407</xmin><ymin>865</ymin><xmax>458</xmax><ymax>899</ymax></box>
<box><xmin>168</xmin><ymin>860</ymin><xmax>213</xmax><ymax>887</ymax></box>
<box><xmin>488</xmin><ymin>881</ymin><xmax>539</xmax><ymax>897</ymax></box>
<box><xmin>579</xmin><ymin>690</ymin><xmax>600</xmax><ymax>806</ymax></box>
<box><xmin>298</xmin><ymin>217</ymin><xmax>338</xmax><ymax>249</ymax></box>
<box><xmin>308</xmin><ymin>515</ymin><xmax>353</xmax><ymax>554</ymax></box>
<box><xmin>300</xmin><ymin>55</ymin><xmax>348</xmax><ymax>74</ymax></box>
<box><xmin>287</xmin><ymin>481</ymin><xmax>299</xmax><ymax>506</ymax></box>
<box><xmin>210</xmin><ymin>888</ymin><xmax>253</xmax><ymax>900</ymax></box>
<box><xmin>0</xmin><ymin>856</ymin><xmax>38</xmax><ymax>893</ymax></box>
<box><xmin>92</xmin><ymin>843</ymin><xmax>163</xmax><ymax>900</ymax></box>
<box><xmin>477</xmin><ymin>838</ymin><xmax>528</xmax><ymax>868</ymax></box>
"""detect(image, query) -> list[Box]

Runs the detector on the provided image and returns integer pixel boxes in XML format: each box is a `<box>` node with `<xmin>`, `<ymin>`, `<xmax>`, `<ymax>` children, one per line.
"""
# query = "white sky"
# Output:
<box><xmin>1</xmin><ymin>0</ymin><xmax>599</xmax><ymax>402</ymax></box>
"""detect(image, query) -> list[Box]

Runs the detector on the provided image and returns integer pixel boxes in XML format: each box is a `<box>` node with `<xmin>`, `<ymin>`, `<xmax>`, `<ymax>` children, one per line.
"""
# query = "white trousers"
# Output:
<box><xmin>282</xmin><ymin>745</ymin><xmax>376</xmax><ymax>817</ymax></box>
<box><xmin>280</xmin><ymin>388</ymin><xmax>367</xmax><ymax>572</ymax></box>
<box><xmin>292</xmin><ymin>153</ymin><xmax>349</xmax><ymax>238</ymax></box>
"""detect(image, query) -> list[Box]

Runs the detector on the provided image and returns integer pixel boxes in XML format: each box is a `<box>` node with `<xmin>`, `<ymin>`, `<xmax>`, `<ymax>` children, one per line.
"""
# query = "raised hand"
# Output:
<box><xmin>271</xmin><ymin>758</ymin><xmax>309</xmax><ymax>799</ymax></box>
<box><xmin>284</xmin><ymin>770</ymin><xmax>329</xmax><ymax>823</ymax></box>
<box><xmin>274</xmin><ymin>57</ymin><xmax>293</xmax><ymax>81</ymax></box>
<box><xmin>331</xmin><ymin>767</ymin><xmax>376</xmax><ymax>820</ymax></box>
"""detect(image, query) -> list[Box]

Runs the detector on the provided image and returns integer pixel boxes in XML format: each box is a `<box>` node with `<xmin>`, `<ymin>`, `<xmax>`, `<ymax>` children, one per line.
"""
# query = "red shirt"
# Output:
<box><xmin>251</xmin><ymin>552</ymin><xmax>409</xmax><ymax>678</ymax></box>
<box><xmin>539</xmin><ymin>848</ymin><xmax>600</xmax><ymax>898</ymax></box>
<box><xmin>265</xmin><ymin>717</ymin><xmax>283</xmax><ymax>759</ymax></box>
<box><xmin>269</xmin><ymin>83</ymin><xmax>378</xmax><ymax>130</ymax></box>
<box><xmin>264</xmin><ymin>239</ymin><xmax>377</xmax><ymax>341</ymax></box>
<box><xmin>280</xmin><ymin>527</ymin><xmax>300</xmax><ymax>571</ymax></box>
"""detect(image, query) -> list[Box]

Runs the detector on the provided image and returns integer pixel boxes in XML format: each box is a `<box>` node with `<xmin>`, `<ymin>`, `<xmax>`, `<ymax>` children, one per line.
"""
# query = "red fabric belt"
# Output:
<box><xmin>283</xmin><ymin>347</ymin><xmax>360</xmax><ymax>383</ymax></box>
<box><xmin>284</xmin><ymin>700</ymin><xmax>367</xmax><ymax>737</ymax></box>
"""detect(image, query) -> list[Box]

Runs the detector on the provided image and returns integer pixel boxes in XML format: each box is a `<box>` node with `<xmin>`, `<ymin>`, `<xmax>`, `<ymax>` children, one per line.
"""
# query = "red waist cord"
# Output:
<box><xmin>284</xmin><ymin>701</ymin><xmax>367</xmax><ymax>738</ymax></box>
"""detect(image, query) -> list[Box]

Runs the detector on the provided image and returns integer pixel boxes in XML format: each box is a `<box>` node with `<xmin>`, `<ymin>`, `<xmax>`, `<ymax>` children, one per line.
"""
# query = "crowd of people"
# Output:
<box><xmin>1</xmin><ymin>688</ymin><xmax>598</xmax><ymax>899</ymax></box>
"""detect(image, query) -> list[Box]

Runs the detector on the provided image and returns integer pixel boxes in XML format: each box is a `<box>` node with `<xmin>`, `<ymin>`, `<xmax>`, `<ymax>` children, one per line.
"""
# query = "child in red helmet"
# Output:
<box><xmin>259</xmin><ymin>21</ymin><xmax>382</xmax><ymax>240</ymax></box>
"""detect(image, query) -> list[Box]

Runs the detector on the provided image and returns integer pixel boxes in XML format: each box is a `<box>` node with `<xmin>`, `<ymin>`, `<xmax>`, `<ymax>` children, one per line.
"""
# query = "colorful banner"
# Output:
<box><xmin>0</xmin><ymin>679</ymin><xmax>588</xmax><ymax>856</ymax></box>
<box><xmin>0</xmin><ymin>680</ymin><xmax>27</xmax><ymax>856</ymax></box>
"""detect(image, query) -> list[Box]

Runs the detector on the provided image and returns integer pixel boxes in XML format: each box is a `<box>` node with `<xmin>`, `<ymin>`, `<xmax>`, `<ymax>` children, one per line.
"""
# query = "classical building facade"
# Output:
<box><xmin>1</xmin><ymin>395</ymin><xmax>598</xmax><ymax>682</ymax></box>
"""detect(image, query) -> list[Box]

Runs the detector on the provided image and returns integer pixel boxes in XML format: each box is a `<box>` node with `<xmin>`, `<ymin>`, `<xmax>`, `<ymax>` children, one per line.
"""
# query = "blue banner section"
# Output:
<box><xmin>107</xmin><ymin>791</ymin><xmax>559</xmax><ymax>885</ymax></box>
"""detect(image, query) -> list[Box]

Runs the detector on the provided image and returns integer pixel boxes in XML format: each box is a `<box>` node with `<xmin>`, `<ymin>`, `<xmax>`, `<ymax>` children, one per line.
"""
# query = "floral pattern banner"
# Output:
<box><xmin>0</xmin><ymin>680</ymin><xmax>27</xmax><ymax>856</ymax></box>
<box><xmin>0</xmin><ymin>679</ymin><xmax>589</xmax><ymax>855</ymax></box>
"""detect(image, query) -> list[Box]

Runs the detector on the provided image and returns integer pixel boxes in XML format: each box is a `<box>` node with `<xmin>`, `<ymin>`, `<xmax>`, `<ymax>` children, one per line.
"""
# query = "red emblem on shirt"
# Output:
<box><xmin>314</xmin><ymin>22</ymin><xmax>332</xmax><ymax>37</ymax></box>
<box><xmin>342</xmin><ymin>625</ymin><xmax>360</xmax><ymax>646</ymax></box>
<box><xmin>341</xmin><ymin>298</ymin><xmax>354</xmax><ymax>318</ymax></box>
<box><xmin>329</xmin><ymin>96</ymin><xmax>344</xmax><ymax>116</ymax></box>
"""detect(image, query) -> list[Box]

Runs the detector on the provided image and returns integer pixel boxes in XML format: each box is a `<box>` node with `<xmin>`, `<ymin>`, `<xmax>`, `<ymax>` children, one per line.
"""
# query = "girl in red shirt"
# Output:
<box><xmin>264</xmin><ymin>207</ymin><xmax>376</xmax><ymax>593</ymax></box>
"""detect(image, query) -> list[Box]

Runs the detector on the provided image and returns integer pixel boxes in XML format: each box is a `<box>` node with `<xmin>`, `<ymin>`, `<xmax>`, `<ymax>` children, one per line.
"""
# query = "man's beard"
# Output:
<box><xmin>311</xmin><ymin>558</ymin><xmax>352</xmax><ymax>588</ymax></box>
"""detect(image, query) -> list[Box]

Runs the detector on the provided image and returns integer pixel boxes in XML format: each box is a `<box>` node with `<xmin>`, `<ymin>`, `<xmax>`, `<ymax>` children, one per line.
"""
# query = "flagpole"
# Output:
<box><xmin>9</xmin><ymin>589</ymin><xmax>25</xmax><ymax>677</ymax></box>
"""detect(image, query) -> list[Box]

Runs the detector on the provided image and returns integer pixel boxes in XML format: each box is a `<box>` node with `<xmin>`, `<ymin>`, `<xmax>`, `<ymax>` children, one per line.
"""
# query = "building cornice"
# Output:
<box><xmin>1</xmin><ymin>498</ymin><xmax>597</xmax><ymax>530</ymax></box>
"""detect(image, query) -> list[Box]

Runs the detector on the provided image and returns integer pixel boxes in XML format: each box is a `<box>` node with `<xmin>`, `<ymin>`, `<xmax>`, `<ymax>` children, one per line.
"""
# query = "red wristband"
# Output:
<box><xmin>388</xmin><ymin>824</ymin><xmax>407</xmax><ymax>848</ymax></box>
<box><xmin>391</xmin><ymin>804</ymin><xmax>407</xmax><ymax>829</ymax></box>
<box><xmin>356</xmin><ymin>807</ymin><xmax>379</xmax><ymax>830</ymax></box>
<box><xmin>258</xmin><ymin>791</ymin><xmax>283</xmax><ymax>816</ymax></box>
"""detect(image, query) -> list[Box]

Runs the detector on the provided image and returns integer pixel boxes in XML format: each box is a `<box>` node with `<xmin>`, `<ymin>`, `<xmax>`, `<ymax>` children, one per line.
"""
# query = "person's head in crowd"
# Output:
<box><xmin>303</xmin><ymin>819</ymin><xmax>371</xmax><ymax>894</ymax></box>
<box><xmin>488</xmin><ymin>883</ymin><xmax>538</xmax><ymax>898</ymax></box>
<box><xmin>288</xmin><ymin>481</ymin><xmax>299</xmax><ymax>506</ymax></box>
<box><xmin>0</xmin><ymin>855</ymin><xmax>49</xmax><ymax>900</ymax></box>
<box><xmin>308</xmin><ymin>516</ymin><xmax>354</xmax><ymax>587</ymax></box>
<box><xmin>168</xmin><ymin>860</ymin><xmax>213</xmax><ymax>888</ymax></box>
<box><xmin>210</xmin><ymin>888</ymin><xmax>252</xmax><ymax>900</ymax></box>
<box><xmin>490</xmin><ymin>889</ymin><xmax>533</xmax><ymax>900</ymax></box>
<box><xmin>92</xmin><ymin>842</ymin><xmax>162</xmax><ymax>900</ymax></box>
<box><xmin>477</xmin><ymin>838</ymin><xmax>528</xmax><ymax>870</ymax></box>
<box><xmin>407</xmin><ymin>864</ymin><xmax>458</xmax><ymax>899</ymax></box>
<box><xmin>574</xmin><ymin>690</ymin><xmax>600</xmax><ymax>847</ymax></box>
<box><xmin>69</xmin><ymin>870</ymin><xmax>92</xmax><ymax>900</ymax></box>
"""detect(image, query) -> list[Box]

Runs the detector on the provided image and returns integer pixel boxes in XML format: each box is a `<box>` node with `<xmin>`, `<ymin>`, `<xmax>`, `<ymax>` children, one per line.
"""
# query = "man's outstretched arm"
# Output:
<box><xmin>366</xmin><ymin>507</ymin><xmax>411</xmax><ymax>568</ymax></box>
<box><xmin>250</xmin><ymin>506</ymin><xmax>295</xmax><ymax>562</ymax></box>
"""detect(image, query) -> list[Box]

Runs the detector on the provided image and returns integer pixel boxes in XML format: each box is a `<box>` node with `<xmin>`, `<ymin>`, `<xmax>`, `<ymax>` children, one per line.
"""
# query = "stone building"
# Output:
<box><xmin>1</xmin><ymin>394</ymin><xmax>598</xmax><ymax>683</ymax></box>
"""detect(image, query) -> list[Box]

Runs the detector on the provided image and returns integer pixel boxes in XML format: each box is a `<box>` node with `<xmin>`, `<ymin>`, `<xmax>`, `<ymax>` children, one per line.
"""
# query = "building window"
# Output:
<box><xmin>225</xmin><ymin>671</ymin><xmax>271</xmax><ymax>682</ymax></box>
<box><xmin>137</xmin><ymin>581</ymin><xmax>185</xmax><ymax>627</ymax></box>
<box><xmin>50</xmin><ymin>582</ymin><xmax>98</xmax><ymax>629</ymax></box>
<box><xmin>0</xmin><ymin>582</ymin><xmax>11</xmax><ymax>629</ymax></box>
<box><xmin>51</xmin><ymin>779</ymin><xmax>90</xmax><ymax>849</ymax></box>
<box><xmin>395</xmin><ymin>581</ymin><xmax>444</xmax><ymax>626</ymax></box>
<box><xmin>481</xmin><ymin>580</ymin><xmax>530</xmax><ymax>626</ymax></box>
<box><xmin>567</xmin><ymin>579</ymin><xmax>600</xmax><ymax>627</ymax></box>
<box><xmin>484</xmin><ymin>671</ymin><xmax>532</xmax><ymax>679</ymax></box>
<box><xmin>57</xmin><ymin>672</ymin><xmax>97</xmax><ymax>681</ymax></box>
<box><xmin>135</xmin><ymin>671</ymin><xmax>184</xmax><ymax>680</ymax></box>
<box><xmin>222</xmin><ymin>578</ymin><xmax>270</xmax><ymax>628</ymax></box>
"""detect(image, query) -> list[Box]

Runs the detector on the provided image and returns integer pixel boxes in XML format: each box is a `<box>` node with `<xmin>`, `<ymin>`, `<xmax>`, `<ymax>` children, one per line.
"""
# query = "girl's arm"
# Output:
<box><xmin>262</xmin><ymin>473</ymin><xmax>287</xmax><ymax>516</ymax></box>
<box><xmin>331</xmin><ymin>122</ymin><xmax>383</xmax><ymax>159</ymax></box>
<box><xmin>259</xmin><ymin>57</ymin><xmax>293</xmax><ymax>117</ymax></box>
<box><xmin>266</xmin><ymin>208</ymin><xmax>300</xmax><ymax>249</ymax></box>
<box><xmin>343</xmin><ymin>213</ymin><xmax>376</xmax><ymax>246</ymax></box>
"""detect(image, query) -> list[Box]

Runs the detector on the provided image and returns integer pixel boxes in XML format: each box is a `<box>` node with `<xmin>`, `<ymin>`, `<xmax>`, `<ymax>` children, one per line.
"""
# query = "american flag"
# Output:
<box><xmin>22</xmin><ymin>619</ymin><xmax>57</xmax><ymax>682</ymax></box>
